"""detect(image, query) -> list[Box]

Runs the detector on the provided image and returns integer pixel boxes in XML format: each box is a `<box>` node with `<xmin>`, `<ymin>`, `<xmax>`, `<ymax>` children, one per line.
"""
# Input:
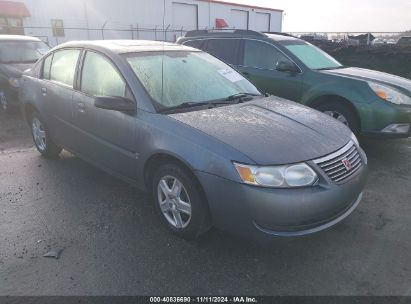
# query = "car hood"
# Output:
<box><xmin>169</xmin><ymin>97</ymin><xmax>351</xmax><ymax>165</ymax></box>
<box><xmin>322</xmin><ymin>67</ymin><xmax>411</xmax><ymax>94</ymax></box>
<box><xmin>0</xmin><ymin>62</ymin><xmax>34</xmax><ymax>78</ymax></box>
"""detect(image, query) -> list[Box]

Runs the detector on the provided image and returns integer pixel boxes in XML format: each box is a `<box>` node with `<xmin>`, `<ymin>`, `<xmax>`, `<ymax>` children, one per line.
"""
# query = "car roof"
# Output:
<box><xmin>56</xmin><ymin>40</ymin><xmax>198</xmax><ymax>54</ymax></box>
<box><xmin>265</xmin><ymin>33</ymin><xmax>301</xmax><ymax>42</ymax></box>
<box><xmin>181</xmin><ymin>30</ymin><xmax>301</xmax><ymax>43</ymax></box>
<box><xmin>0</xmin><ymin>35</ymin><xmax>42</xmax><ymax>42</ymax></box>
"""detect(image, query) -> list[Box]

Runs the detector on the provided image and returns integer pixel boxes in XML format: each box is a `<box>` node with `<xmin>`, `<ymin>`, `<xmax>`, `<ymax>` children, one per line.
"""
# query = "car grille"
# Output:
<box><xmin>314</xmin><ymin>141</ymin><xmax>363</xmax><ymax>184</ymax></box>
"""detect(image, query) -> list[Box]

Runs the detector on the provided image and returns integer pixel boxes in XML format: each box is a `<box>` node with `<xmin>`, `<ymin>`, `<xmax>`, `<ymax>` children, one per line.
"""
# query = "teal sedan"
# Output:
<box><xmin>178</xmin><ymin>30</ymin><xmax>411</xmax><ymax>138</ymax></box>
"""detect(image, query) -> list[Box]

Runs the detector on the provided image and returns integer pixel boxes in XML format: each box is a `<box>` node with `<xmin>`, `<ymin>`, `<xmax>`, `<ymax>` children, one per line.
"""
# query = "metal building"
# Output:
<box><xmin>0</xmin><ymin>0</ymin><xmax>283</xmax><ymax>45</ymax></box>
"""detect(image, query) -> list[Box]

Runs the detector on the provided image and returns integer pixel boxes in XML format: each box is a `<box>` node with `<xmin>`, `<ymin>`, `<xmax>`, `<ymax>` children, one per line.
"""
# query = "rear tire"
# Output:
<box><xmin>314</xmin><ymin>101</ymin><xmax>360</xmax><ymax>135</ymax></box>
<box><xmin>0</xmin><ymin>91</ymin><xmax>9</xmax><ymax>112</ymax></box>
<box><xmin>152</xmin><ymin>163</ymin><xmax>211</xmax><ymax>240</ymax></box>
<box><xmin>30</xmin><ymin>112</ymin><xmax>62</xmax><ymax>158</ymax></box>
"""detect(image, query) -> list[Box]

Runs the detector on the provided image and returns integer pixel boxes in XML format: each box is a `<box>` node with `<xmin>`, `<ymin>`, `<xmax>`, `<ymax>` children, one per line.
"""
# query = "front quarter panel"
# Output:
<box><xmin>301</xmin><ymin>70</ymin><xmax>375</xmax><ymax>107</ymax></box>
<box><xmin>301</xmin><ymin>71</ymin><xmax>411</xmax><ymax>134</ymax></box>
<box><xmin>134</xmin><ymin>110</ymin><xmax>255</xmax><ymax>189</ymax></box>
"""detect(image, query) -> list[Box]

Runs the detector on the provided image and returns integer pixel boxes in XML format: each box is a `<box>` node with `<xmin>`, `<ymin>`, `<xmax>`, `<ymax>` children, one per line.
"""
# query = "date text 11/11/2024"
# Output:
<box><xmin>149</xmin><ymin>296</ymin><xmax>258</xmax><ymax>303</ymax></box>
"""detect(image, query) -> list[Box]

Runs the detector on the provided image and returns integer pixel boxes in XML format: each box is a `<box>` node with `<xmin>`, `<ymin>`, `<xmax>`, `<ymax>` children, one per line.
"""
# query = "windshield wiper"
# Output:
<box><xmin>208</xmin><ymin>93</ymin><xmax>262</xmax><ymax>106</ymax></box>
<box><xmin>226</xmin><ymin>93</ymin><xmax>261</xmax><ymax>101</ymax></box>
<box><xmin>158</xmin><ymin>101</ymin><xmax>212</xmax><ymax>113</ymax></box>
<box><xmin>159</xmin><ymin>93</ymin><xmax>262</xmax><ymax>113</ymax></box>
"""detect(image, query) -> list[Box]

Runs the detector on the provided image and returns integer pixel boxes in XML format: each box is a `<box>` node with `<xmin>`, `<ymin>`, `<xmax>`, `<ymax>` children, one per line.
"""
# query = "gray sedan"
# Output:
<box><xmin>19</xmin><ymin>40</ymin><xmax>368</xmax><ymax>239</ymax></box>
<box><xmin>0</xmin><ymin>35</ymin><xmax>50</xmax><ymax>111</ymax></box>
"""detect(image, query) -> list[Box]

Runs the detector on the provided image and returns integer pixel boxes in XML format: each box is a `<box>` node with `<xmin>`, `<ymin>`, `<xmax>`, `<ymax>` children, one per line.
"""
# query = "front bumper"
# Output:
<box><xmin>362</xmin><ymin>125</ymin><xmax>411</xmax><ymax>139</ymax></box>
<box><xmin>195</xmin><ymin>148</ymin><xmax>368</xmax><ymax>237</ymax></box>
<box><xmin>360</xmin><ymin>100</ymin><xmax>411</xmax><ymax>139</ymax></box>
<box><xmin>254</xmin><ymin>193</ymin><xmax>362</xmax><ymax>236</ymax></box>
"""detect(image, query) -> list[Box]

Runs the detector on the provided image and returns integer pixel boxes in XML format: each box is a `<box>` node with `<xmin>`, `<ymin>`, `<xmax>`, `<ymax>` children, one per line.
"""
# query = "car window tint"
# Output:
<box><xmin>42</xmin><ymin>54</ymin><xmax>53</xmax><ymax>80</ymax></box>
<box><xmin>206</xmin><ymin>39</ymin><xmax>241</xmax><ymax>65</ymax></box>
<box><xmin>81</xmin><ymin>51</ymin><xmax>126</xmax><ymax>97</ymax></box>
<box><xmin>184</xmin><ymin>40</ymin><xmax>206</xmax><ymax>51</ymax></box>
<box><xmin>243</xmin><ymin>40</ymin><xmax>289</xmax><ymax>70</ymax></box>
<box><xmin>50</xmin><ymin>49</ymin><xmax>80</xmax><ymax>87</ymax></box>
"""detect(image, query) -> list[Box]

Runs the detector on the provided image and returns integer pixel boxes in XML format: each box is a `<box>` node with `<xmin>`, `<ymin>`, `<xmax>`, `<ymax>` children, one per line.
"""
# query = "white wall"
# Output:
<box><xmin>206</xmin><ymin>2</ymin><xmax>283</xmax><ymax>32</ymax></box>
<box><xmin>230</xmin><ymin>9</ymin><xmax>249</xmax><ymax>30</ymax></box>
<box><xmin>12</xmin><ymin>0</ymin><xmax>283</xmax><ymax>45</ymax></box>
<box><xmin>254</xmin><ymin>12</ymin><xmax>271</xmax><ymax>32</ymax></box>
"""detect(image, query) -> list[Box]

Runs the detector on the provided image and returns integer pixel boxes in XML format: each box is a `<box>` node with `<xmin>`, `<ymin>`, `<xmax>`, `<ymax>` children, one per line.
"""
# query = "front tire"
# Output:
<box><xmin>30</xmin><ymin>112</ymin><xmax>62</xmax><ymax>158</ymax></box>
<box><xmin>314</xmin><ymin>101</ymin><xmax>360</xmax><ymax>135</ymax></box>
<box><xmin>152</xmin><ymin>163</ymin><xmax>211</xmax><ymax>239</ymax></box>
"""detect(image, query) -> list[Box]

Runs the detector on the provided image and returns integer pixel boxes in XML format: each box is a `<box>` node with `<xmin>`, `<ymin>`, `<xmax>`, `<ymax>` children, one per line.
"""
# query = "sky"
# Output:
<box><xmin>222</xmin><ymin>0</ymin><xmax>411</xmax><ymax>33</ymax></box>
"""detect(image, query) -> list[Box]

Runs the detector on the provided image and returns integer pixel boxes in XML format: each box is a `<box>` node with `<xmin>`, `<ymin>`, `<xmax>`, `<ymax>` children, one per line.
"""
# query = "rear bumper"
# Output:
<box><xmin>195</xmin><ymin>154</ymin><xmax>368</xmax><ymax>238</ymax></box>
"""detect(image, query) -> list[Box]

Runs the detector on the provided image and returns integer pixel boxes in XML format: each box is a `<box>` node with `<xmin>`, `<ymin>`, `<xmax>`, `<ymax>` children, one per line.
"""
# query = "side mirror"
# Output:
<box><xmin>94</xmin><ymin>96</ymin><xmax>136</xmax><ymax>113</ymax></box>
<box><xmin>276</xmin><ymin>61</ymin><xmax>299</xmax><ymax>74</ymax></box>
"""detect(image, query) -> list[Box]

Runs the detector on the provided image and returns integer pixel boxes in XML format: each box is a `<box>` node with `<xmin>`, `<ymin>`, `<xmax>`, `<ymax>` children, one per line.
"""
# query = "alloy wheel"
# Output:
<box><xmin>157</xmin><ymin>175</ymin><xmax>192</xmax><ymax>229</ymax></box>
<box><xmin>324</xmin><ymin>110</ymin><xmax>349</xmax><ymax>126</ymax></box>
<box><xmin>32</xmin><ymin>117</ymin><xmax>47</xmax><ymax>151</ymax></box>
<box><xmin>0</xmin><ymin>92</ymin><xmax>7</xmax><ymax>111</ymax></box>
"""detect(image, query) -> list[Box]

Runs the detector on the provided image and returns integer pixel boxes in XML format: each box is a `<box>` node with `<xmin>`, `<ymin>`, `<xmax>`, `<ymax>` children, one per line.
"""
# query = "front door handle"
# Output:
<box><xmin>77</xmin><ymin>102</ymin><xmax>86</xmax><ymax>113</ymax></box>
<box><xmin>41</xmin><ymin>87</ymin><xmax>47</xmax><ymax>96</ymax></box>
<box><xmin>242</xmin><ymin>71</ymin><xmax>250</xmax><ymax>77</ymax></box>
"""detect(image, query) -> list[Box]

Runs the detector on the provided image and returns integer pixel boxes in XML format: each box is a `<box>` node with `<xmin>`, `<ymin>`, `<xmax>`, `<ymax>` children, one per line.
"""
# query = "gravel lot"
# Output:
<box><xmin>0</xmin><ymin>110</ymin><xmax>410</xmax><ymax>296</ymax></box>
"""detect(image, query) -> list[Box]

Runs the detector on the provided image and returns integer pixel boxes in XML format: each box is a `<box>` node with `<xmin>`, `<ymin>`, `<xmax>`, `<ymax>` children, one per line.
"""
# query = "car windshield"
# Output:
<box><xmin>0</xmin><ymin>40</ymin><xmax>50</xmax><ymax>64</ymax></box>
<box><xmin>125</xmin><ymin>51</ymin><xmax>260</xmax><ymax>110</ymax></box>
<box><xmin>281</xmin><ymin>40</ymin><xmax>343</xmax><ymax>70</ymax></box>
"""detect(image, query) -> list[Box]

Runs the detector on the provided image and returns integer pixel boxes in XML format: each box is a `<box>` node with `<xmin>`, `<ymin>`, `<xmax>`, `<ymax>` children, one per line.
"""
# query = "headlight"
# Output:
<box><xmin>350</xmin><ymin>133</ymin><xmax>359</xmax><ymax>146</ymax></box>
<box><xmin>234</xmin><ymin>162</ymin><xmax>318</xmax><ymax>188</ymax></box>
<box><xmin>8</xmin><ymin>77</ymin><xmax>20</xmax><ymax>88</ymax></box>
<box><xmin>368</xmin><ymin>82</ymin><xmax>411</xmax><ymax>105</ymax></box>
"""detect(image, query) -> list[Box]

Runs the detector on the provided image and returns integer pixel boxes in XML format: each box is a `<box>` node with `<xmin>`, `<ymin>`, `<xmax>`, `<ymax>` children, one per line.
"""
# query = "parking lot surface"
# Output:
<box><xmin>0</xmin><ymin>111</ymin><xmax>410</xmax><ymax>295</ymax></box>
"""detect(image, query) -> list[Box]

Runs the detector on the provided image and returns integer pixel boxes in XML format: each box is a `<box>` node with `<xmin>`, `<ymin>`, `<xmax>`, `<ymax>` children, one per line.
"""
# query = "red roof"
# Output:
<box><xmin>0</xmin><ymin>1</ymin><xmax>31</xmax><ymax>17</ymax></box>
<box><xmin>197</xmin><ymin>0</ymin><xmax>283</xmax><ymax>12</ymax></box>
<box><xmin>216</xmin><ymin>18</ymin><xmax>229</xmax><ymax>28</ymax></box>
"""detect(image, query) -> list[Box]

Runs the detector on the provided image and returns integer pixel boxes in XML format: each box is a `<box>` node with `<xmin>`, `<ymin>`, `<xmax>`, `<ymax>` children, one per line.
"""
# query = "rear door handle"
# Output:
<box><xmin>41</xmin><ymin>87</ymin><xmax>47</xmax><ymax>96</ymax></box>
<box><xmin>242</xmin><ymin>71</ymin><xmax>250</xmax><ymax>77</ymax></box>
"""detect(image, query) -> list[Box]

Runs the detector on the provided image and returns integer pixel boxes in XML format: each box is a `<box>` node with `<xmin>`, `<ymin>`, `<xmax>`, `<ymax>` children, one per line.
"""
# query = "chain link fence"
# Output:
<box><xmin>288</xmin><ymin>32</ymin><xmax>408</xmax><ymax>46</ymax></box>
<box><xmin>2</xmin><ymin>24</ymin><xmax>410</xmax><ymax>47</ymax></box>
<box><xmin>1</xmin><ymin>24</ymin><xmax>197</xmax><ymax>46</ymax></box>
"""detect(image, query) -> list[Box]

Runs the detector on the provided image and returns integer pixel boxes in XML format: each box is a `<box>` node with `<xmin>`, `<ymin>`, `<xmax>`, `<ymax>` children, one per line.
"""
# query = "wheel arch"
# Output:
<box><xmin>144</xmin><ymin>152</ymin><xmax>202</xmax><ymax>193</ymax></box>
<box><xmin>22</xmin><ymin>102</ymin><xmax>38</xmax><ymax>124</ymax></box>
<box><xmin>308</xmin><ymin>95</ymin><xmax>361</xmax><ymax>128</ymax></box>
<box><xmin>144</xmin><ymin>152</ymin><xmax>212</xmax><ymax>223</ymax></box>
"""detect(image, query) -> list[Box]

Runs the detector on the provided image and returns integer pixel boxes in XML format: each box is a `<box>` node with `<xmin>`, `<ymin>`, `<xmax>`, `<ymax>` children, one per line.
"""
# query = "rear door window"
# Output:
<box><xmin>183</xmin><ymin>40</ymin><xmax>206</xmax><ymax>51</ymax></box>
<box><xmin>205</xmin><ymin>39</ymin><xmax>241</xmax><ymax>65</ymax></box>
<box><xmin>49</xmin><ymin>49</ymin><xmax>80</xmax><ymax>87</ymax></box>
